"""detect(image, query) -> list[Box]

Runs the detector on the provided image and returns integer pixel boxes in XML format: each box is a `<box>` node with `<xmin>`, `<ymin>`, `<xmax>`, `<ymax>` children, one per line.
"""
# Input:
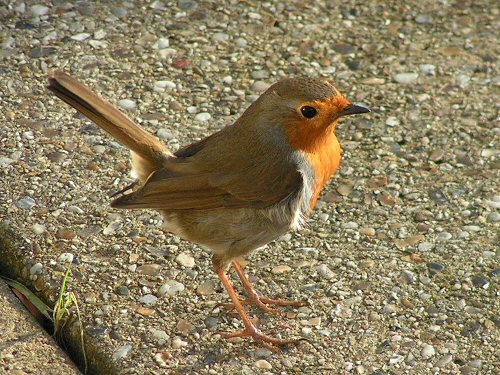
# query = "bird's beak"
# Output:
<box><xmin>339</xmin><ymin>103</ymin><xmax>371</xmax><ymax>117</ymax></box>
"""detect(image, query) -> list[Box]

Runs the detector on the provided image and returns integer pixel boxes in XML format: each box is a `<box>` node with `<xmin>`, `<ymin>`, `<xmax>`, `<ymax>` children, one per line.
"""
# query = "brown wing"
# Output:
<box><xmin>111</xmin><ymin>121</ymin><xmax>303</xmax><ymax>210</ymax></box>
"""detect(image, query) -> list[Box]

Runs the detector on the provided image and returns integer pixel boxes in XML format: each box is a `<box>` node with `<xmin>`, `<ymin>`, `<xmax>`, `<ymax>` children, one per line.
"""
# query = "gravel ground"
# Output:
<box><xmin>1</xmin><ymin>1</ymin><xmax>499</xmax><ymax>374</ymax></box>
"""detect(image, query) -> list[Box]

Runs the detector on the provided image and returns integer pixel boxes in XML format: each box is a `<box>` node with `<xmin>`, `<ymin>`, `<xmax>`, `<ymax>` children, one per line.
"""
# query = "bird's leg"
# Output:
<box><xmin>231</xmin><ymin>260</ymin><xmax>309</xmax><ymax>312</ymax></box>
<box><xmin>212</xmin><ymin>256</ymin><xmax>302</xmax><ymax>347</ymax></box>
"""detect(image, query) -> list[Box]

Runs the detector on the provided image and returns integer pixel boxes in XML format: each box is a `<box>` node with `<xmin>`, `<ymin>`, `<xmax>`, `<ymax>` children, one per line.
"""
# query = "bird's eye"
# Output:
<box><xmin>300</xmin><ymin>106</ymin><xmax>317</xmax><ymax>119</ymax></box>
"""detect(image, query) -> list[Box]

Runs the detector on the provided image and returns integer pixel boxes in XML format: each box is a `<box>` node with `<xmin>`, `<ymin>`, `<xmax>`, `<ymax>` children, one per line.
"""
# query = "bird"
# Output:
<box><xmin>47</xmin><ymin>70</ymin><xmax>370</xmax><ymax>347</ymax></box>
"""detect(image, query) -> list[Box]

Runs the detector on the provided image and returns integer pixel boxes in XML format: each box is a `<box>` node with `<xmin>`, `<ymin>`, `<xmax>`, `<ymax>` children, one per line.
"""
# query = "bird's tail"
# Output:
<box><xmin>47</xmin><ymin>70</ymin><xmax>171</xmax><ymax>181</ymax></box>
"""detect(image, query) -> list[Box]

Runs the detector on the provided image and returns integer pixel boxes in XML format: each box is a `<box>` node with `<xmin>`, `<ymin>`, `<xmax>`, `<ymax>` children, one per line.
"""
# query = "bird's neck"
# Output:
<box><xmin>287</xmin><ymin>126</ymin><xmax>342</xmax><ymax>208</ymax></box>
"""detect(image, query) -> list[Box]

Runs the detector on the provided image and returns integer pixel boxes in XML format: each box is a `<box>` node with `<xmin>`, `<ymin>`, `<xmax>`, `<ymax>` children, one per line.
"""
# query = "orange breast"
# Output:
<box><xmin>286</xmin><ymin>125</ymin><xmax>341</xmax><ymax>209</ymax></box>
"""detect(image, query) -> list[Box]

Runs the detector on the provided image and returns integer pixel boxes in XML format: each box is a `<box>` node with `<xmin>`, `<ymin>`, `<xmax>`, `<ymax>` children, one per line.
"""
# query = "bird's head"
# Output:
<box><xmin>248</xmin><ymin>77</ymin><xmax>370</xmax><ymax>152</ymax></box>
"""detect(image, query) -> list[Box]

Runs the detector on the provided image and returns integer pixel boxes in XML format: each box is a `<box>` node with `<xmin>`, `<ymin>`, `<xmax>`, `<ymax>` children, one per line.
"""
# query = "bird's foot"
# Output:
<box><xmin>218</xmin><ymin>325</ymin><xmax>305</xmax><ymax>350</ymax></box>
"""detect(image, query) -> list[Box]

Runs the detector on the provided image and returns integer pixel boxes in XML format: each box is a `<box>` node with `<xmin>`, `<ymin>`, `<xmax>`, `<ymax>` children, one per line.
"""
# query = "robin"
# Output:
<box><xmin>47</xmin><ymin>71</ymin><xmax>370</xmax><ymax>347</ymax></box>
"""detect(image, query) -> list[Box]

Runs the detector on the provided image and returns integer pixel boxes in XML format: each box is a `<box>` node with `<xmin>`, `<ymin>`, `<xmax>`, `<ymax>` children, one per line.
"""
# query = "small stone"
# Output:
<box><xmin>32</xmin><ymin>224</ymin><xmax>45</xmax><ymax>234</ymax></box>
<box><xmin>252</xmin><ymin>81</ymin><xmax>271</xmax><ymax>92</ymax></box>
<box><xmin>487</xmin><ymin>212</ymin><xmax>500</xmax><ymax>223</ymax></box>
<box><xmin>419</xmin><ymin>64</ymin><xmax>436</xmax><ymax>75</ymax></box>
<box><xmin>367</xmin><ymin>176</ymin><xmax>388</xmax><ymax>189</ymax></box>
<box><xmin>337</xmin><ymin>184</ymin><xmax>353</xmax><ymax>196</ymax></box>
<box><xmin>152</xmin><ymin>329</ymin><xmax>168</xmax><ymax>343</ymax></box>
<box><xmin>112</xmin><ymin>344</ymin><xmax>132</xmax><ymax>361</ymax></box>
<box><xmin>197</xmin><ymin>280</ymin><xmax>217</xmax><ymax>295</ymax></box>
<box><xmin>235</xmin><ymin>38</ymin><xmax>247</xmax><ymax>48</ymax></box>
<box><xmin>251</xmin><ymin>70</ymin><xmax>269</xmax><ymax>80</ymax></box>
<box><xmin>176</xmin><ymin>319</ymin><xmax>196</xmax><ymax>333</ymax></box>
<box><xmin>115</xmin><ymin>286</ymin><xmax>130</xmax><ymax>296</ymax></box>
<box><xmin>111</xmin><ymin>7</ymin><xmax>128</xmax><ymax>17</ymax></box>
<box><xmin>154</xmin><ymin>352</ymin><xmax>171</xmax><ymax>367</ymax></box>
<box><xmin>383</xmin><ymin>304</ymin><xmax>397</xmax><ymax>314</ymax></box>
<box><xmin>435</xmin><ymin>354</ymin><xmax>452</xmax><ymax>368</ymax></box>
<box><xmin>55</xmin><ymin>228</ymin><xmax>76</xmax><ymax>240</ymax></box>
<box><xmin>15</xmin><ymin>197</ymin><xmax>36</xmax><ymax>210</ymax></box>
<box><xmin>58</xmin><ymin>253</ymin><xmax>74</xmax><ymax>263</ymax></box>
<box><xmin>175</xmin><ymin>252</ymin><xmax>195</xmax><ymax>268</ymax></box>
<box><xmin>212</xmin><ymin>32</ymin><xmax>229</xmax><ymax>42</ymax></box>
<box><xmin>418</xmin><ymin>242</ymin><xmax>433</xmax><ymax>252</ymax></box>
<box><xmin>415</xmin><ymin>14</ymin><xmax>433</xmax><ymax>24</ymax></box>
<box><xmin>428</xmin><ymin>262</ymin><xmax>444</xmax><ymax>275</ymax></box>
<box><xmin>429</xmin><ymin>149</ymin><xmax>444</xmax><ymax>161</ymax></box>
<box><xmin>71</xmin><ymin>33</ymin><xmax>91</xmax><ymax>41</ymax></box>
<box><xmin>137</xmin><ymin>264</ymin><xmax>162</xmax><ymax>276</ymax></box>
<box><xmin>117</xmin><ymin>99</ymin><xmax>137</xmax><ymax>110</ymax></box>
<box><xmin>394</xmin><ymin>73</ymin><xmax>418</xmax><ymax>84</ymax></box>
<box><xmin>272</xmin><ymin>265</ymin><xmax>291</xmax><ymax>274</ymax></box>
<box><xmin>29</xmin><ymin>47</ymin><xmax>57</xmax><ymax>58</ymax></box>
<box><xmin>154</xmin><ymin>80</ymin><xmax>176</xmax><ymax>92</ymax></box>
<box><xmin>254</xmin><ymin>359</ymin><xmax>272</xmax><ymax>369</ymax></box>
<box><xmin>468</xmin><ymin>359</ymin><xmax>482</xmax><ymax>369</ymax></box>
<box><xmin>400</xmin><ymin>270</ymin><xmax>415</xmax><ymax>284</ymax></box>
<box><xmin>385</xmin><ymin>116</ymin><xmax>400</xmax><ymax>127</ymax></box>
<box><xmin>30</xmin><ymin>4</ymin><xmax>49</xmax><ymax>16</ymax></box>
<box><xmin>316</xmin><ymin>264</ymin><xmax>335</xmax><ymax>280</ymax></box>
<box><xmin>421</xmin><ymin>344</ymin><xmax>435</xmax><ymax>359</ymax></box>
<box><xmin>254</xmin><ymin>348</ymin><xmax>273</xmax><ymax>359</ymax></box>
<box><xmin>472</xmin><ymin>275</ymin><xmax>488</xmax><ymax>289</ymax></box>
<box><xmin>30</xmin><ymin>263</ymin><xmax>43</xmax><ymax>276</ymax></box>
<box><xmin>171</xmin><ymin>336</ymin><xmax>188</xmax><ymax>349</ymax></box>
<box><xmin>139</xmin><ymin>294</ymin><xmax>158</xmax><ymax>305</ymax></box>
<box><xmin>360</xmin><ymin>227</ymin><xmax>375</xmax><ymax>236</ymax></box>
<box><xmin>159</xmin><ymin>280</ymin><xmax>185</xmax><ymax>296</ymax></box>
<box><xmin>342</xmin><ymin>221</ymin><xmax>358</xmax><ymax>229</ymax></box>
<box><xmin>194</xmin><ymin>112</ymin><xmax>211</xmax><ymax>122</ymax></box>
<box><xmin>437</xmin><ymin>232</ymin><xmax>452</xmax><ymax>241</ymax></box>
<box><xmin>153</xmin><ymin>38</ymin><xmax>170</xmax><ymax>49</ymax></box>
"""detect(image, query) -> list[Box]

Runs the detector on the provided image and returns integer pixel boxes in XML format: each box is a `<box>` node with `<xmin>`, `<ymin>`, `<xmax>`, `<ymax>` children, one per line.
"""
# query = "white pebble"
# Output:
<box><xmin>159</xmin><ymin>280</ymin><xmax>185</xmax><ymax>296</ymax></box>
<box><xmin>117</xmin><ymin>99</ymin><xmax>137</xmax><ymax>110</ymax></box>
<box><xmin>71</xmin><ymin>33</ymin><xmax>91</xmax><ymax>41</ymax></box>
<box><xmin>254</xmin><ymin>359</ymin><xmax>272</xmax><ymax>369</ymax></box>
<box><xmin>30</xmin><ymin>5</ymin><xmax>49</xmax><ymax>16</ymax></box>
<box><xmin>176</xmin><ymin>252</ymin><xmax>195</xmax><ymax>268</ymax></box>
<box><xmin>32</xmin><ymin>223</ymin><xmax>46</xmax><ymax>234</ymax></box>
<box><xmin>419</xmin><ymin>64</ymin><xmax>436</xmax><ymax>75</ymax></box>
<box><xmin>421</xmin><ymin>344</ymin><xmax>435</xmax><ymax>359</ymax></box>
<box><xmin>394</xmin><ymin>72</ymin><xmax>418</xmax><ymax>84</ymax></box>
<box><xmin>58</xmin><ymin>253</ymin><xmax>74</xmax><ymax>263</ymax></box>
<box><xmin>194</xmin><ymin>112</ymin><xmax>211</xmax><ymax>122</ymax></box>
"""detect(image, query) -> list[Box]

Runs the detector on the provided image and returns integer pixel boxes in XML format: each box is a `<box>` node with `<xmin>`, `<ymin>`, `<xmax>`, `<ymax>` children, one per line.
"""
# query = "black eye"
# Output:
<box><xmin>300</xmin><ymin>106</ymin><xmax>317</xmax><ymax>119</ymax></box>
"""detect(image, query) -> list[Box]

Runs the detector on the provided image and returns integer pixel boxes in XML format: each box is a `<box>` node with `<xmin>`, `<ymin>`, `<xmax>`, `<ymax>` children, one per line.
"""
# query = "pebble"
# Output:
<box><xmin>419</xmin><ymin>64</ymin><xmax>436</xmax><ymax>75</ymax></box>
<box><xmin>272</xmin><ymin>265</ymin><xmax>292</xmax><ymax>274</ymax></box>
<box><xmin>341</xmin><ymin>221</ymin><xmax>358</xmax><ymax>229</ymax></box>
<box><xmin>175</xmin><ymin>252</ymin><xmax>195</xmax><ymax>268</ymax></box>
<box><xmin>421</xmin><ymin>344</ymin><xmax>435</xmax><ymax>358</ymax></box>
<box><xmin>385</xmin><ymin>116</ymin><xmax>400</xmax><ymax>127</ymax></box>
<box><xmin>435</xmin><ymin>354</ymin><xmax>453</xmax><ymax>368</ymax></box>
<box><xmin>194</xmin><ymin>112</ymin><xmax>211</xmax><ymax>122</ymax></box>
<box><xmin>394</xmin><ymin>73</ymin><xmax>418</xmax><ymax>84</ymax></box>
<box><xmin>30</xmin><ymin>263</ymin><xmax>43</xmax><ymax>276</ymax></box>
<box><xmin>112</xmin><ymin>344</ymin><xmax>132</xmax><ymax>361</ymax></box>
<box><xmin>117</xmin><ymin>99</ymin><xmax>137</xmax><ymax>110</ymax></box>
<box><xmin>212</xmin><ymin>33</ymin><xmax>229</xmax><ymax>42</ymax></box>
<box><xmin>71</xmin><ymin>33</ymin><xmax>91</xmax><ymax>41</ymax></box>
<box><xmin>415</xmin><ymin>14</ymin><xmax>433</xmax><ymax>24</ymax></box>
<box><xmin>487</xmin><ymin>212</ymin><xmax>500</xmax><ymax>223</ymax></box>
<box><xmin>159</xmin><ymin>280</ymin><xmax>185</xmax><ymax>296</ymax></box>
<box><xmin>428</xmin><ymin>262</ymin><xmax>444</xmax><ymax>275</ymax></box>
<box><xmin>254</xmin><ymin>348</ymin><xmax>273</xmax><ymax>359</ymax></box>
<box><xmin>153</xmin><ymin>38</ymin><xmax>169</xmax><ymax>49</ymax></box>
<box><xmin>252</xmin><ymin>81</ymin><xmax>271</xmax><ymax>92</ymax></box>
<box><xmin>58</xmin><ymin>253</ymin><xmax>74</xmax><ymax>263</ymax></box>
<box><xmin>235</xmin><ymin>37</ymin><xmax>247</xmax><ymax>48</ymax></box>
<box><xmin>152</xmin><ymin>329</ymin><xmax>168</xmax><ymax>344</ymax></box>
<box><xmin>468</xmin><ymin>359</ymin><xmax>482</xmax><ymax>369</ymax></box>
<box><xmin>115</xmin><ymin>286</ymin><xmax>130</xmax><ymax>296</ymax></box>
<box><xmin>32</xmin><ymin>223</ymin><xmax>45</xmax><ymax>234</ymax></box>
<box><xmin>471</xmin><ymin>274</ymin><xmax>488</xmax><ymax>288</ymax></box>
<box><xmin>15</xmin><ymin>197</ymin><xmax>35</xmax><ymax>210</ymax></box>
<box><xmin>316</xmin><ymin>264</ymin><xmax>335</xmax><ymax>280</ymax></box>
<box><xmin>139</xmin><ymin>294</ymin><xmax>158</xmax><ymax>305</ymax></box>
<box><xmin>359</xmin><ymin>227</ymin><xmax>375</xmax><ymax>236</ymax></box>
<box><xmin>254</xmin><ymin>359</ymin><xmax>272</xmax><ymax>369</ymax></box>
<box><xmin>136</xmin><ymin>264</ymin><xmax>162</xmax><ymax>276</ymax></box>
<box><xmin>154</xmin><ymin>80</ymin><xmax>176</xmax><ymax>92</ymax></box>
<box><xmin>30</xmin><ymin>4</ymin><xmax>49</xmax><ymax>16</ymax></box>
<box><xmin>418</xmin><ymin>242</ymin><xmax>433</xmax><ymax>252</ymax></box>
<box><xmin>436</xmin><ymin>232</ymin><xmax>452</xmax><ymax>241</ymax></box>
<box><xmin>251</xmin><ymin>70</ymin><xmax>269</xmax><ymax>80</ymax></box>
<box><xmin>171</xmin><ymin>336</ymin><xmax>188</xmax><ymax>349</ymax></box>
<box><xmin>197</xmin><ymin>280</ymin><xmax>217</xmax><ymax>295</ymax></box>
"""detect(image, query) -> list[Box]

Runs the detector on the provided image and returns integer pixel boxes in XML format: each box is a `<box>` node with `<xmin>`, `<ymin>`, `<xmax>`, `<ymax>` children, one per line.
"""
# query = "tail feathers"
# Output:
<box><xmin>47</xmin><ymin>70</ymin><xmax>171</xmax><ymax>170</ymax></box>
